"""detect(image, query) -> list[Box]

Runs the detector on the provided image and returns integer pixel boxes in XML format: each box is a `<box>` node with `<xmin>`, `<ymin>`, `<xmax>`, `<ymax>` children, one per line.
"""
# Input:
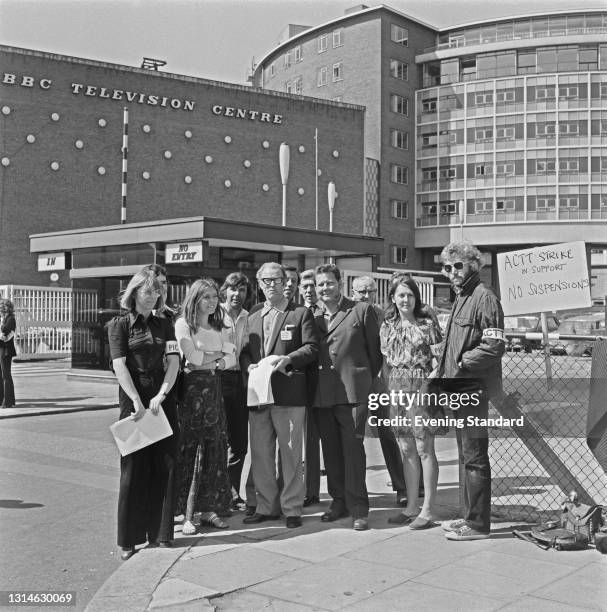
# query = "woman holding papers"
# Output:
<box><xmin>174</xmin><ymin>279</ymin><xmax>236</xmax><ymax>535</ymax></box>
<box><xmin>380</xmin><ymin>274</ymin><xmax>443</xmax><ymax>530</ymax></box>
<box><xmin>107</xmin><ymin>268</ymin><xmax>180</xmax><ymax>560</ymax></box>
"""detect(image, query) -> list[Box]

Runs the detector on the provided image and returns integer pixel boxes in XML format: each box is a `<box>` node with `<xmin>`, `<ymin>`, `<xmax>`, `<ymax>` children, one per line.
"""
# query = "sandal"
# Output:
<box><xmin>182</xmin><ymin>519</ymin><xmax>197</xmax><ymax>535</ymax></box>
<box><xmin>201</xmin><ymin>512</ymin><xmax>229</xmax><ymax>529</ymax></box>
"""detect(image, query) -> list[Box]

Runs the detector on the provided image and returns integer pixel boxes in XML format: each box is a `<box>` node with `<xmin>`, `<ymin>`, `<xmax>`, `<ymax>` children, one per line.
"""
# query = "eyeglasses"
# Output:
<box><xmin>260</xmin><ymin>278</ymin><xmax>284</xmax><ymax>287</ymax></box>
<box><xmin>137</xmin><ymin>288</ymin><xmax>161</xmax><ymax>297</ymax></box>
<box><xmin>442</xmin><ymin>262</ymin><xmax>465</xmax><ymax>274</ymax></box>
<box><xmin>354</xmin><ymin>288</ymin><xmax>376</xmax><ymax>295</ymax></box>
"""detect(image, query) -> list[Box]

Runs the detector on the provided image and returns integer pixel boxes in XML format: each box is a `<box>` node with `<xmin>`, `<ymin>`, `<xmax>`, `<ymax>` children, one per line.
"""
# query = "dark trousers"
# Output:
<box><xmin>454</xmin><ymin>393</ymin><xmax>491</xmax><ymax>533</ymax></box>
<box><xmin>317</xmin><ymin>403</ymin><xmax>369</xmax><ymax>519</ymax></box>
<box><xmin>221</xmin><ymin>370</ymin><xmax>249</xmax><ymax>500</ymax></box>
<box><xmin>0</xmin><ymin>352</ymin><xmax>15</xmax><ymax>407</ymax></box>
<box><xmin>305</xmin><ymin>406</ymin><xmax>321</xmax><ymax>498</ymax></box>
<box><xmin>117</xmin><ymin>389</ymin><xmax>178</xmax><ymax>547</ymax></box>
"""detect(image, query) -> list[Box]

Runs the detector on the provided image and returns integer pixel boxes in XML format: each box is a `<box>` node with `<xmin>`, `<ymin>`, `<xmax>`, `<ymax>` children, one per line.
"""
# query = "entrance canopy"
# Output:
<box><xmin>30</xmin><ymin>216</ymin><xmax>384</xmax><ymax>277</ymax></box>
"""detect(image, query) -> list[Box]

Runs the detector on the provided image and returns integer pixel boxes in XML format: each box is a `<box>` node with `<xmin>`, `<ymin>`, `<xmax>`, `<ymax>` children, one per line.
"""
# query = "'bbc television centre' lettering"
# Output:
<box><xmin>2</xmin><ymin>72</ymin><xmax>283</xmax><ymax>123</ymax></box>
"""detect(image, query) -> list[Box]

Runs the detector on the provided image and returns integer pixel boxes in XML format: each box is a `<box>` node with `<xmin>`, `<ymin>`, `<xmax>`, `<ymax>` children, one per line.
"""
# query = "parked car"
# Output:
<box><xmin>550</xmin><ymin>312</ymin><xmax>607</xmax><ymax>356</ymax></box>
<box><xmin>504</xmin><ymin>314</ymin><xmax>559</xmax><ymax>352</ymax></box>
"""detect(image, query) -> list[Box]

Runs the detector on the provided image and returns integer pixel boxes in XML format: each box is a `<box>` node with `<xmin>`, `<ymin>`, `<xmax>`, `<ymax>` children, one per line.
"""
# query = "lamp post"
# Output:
<box><xmin>328</xmin><ymin>181</ymin><xmax>337</xmax><ymax>232</ymax></box>
<box><xmin>279</xmin><ymin>143</ymin><xmax>290</xmax><ymax>226</ymax></box>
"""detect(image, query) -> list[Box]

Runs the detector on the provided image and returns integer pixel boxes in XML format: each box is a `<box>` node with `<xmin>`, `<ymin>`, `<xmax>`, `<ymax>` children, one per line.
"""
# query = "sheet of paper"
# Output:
<box><xmin>109</xmin><ymin>406</ymin><xmax>173</xmax><ymax>456</ymax></box>
<box><xmin>247</xmin><ymin>355</ymin><xmax>275</xmax><ymax>406</ymax></box>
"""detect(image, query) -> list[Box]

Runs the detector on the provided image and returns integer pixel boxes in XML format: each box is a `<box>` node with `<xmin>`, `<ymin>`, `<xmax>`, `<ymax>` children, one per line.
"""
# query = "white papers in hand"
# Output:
<box><xmin>110</xmin><ymin>406</ymin><xmax>173</xmax><ymax>456</ymax></box>
<box><xmin>247</xmin><ymin>356</ymin><xmax>275</xmax><ymax>406</ymax></box>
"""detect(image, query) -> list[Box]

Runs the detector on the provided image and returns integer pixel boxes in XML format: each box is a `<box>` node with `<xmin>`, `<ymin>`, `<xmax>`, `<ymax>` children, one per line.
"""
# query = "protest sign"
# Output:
<box><xmin>497</xmin><ymin>241</ymin><xmax>591</xmax><ymax>316</ymax></box>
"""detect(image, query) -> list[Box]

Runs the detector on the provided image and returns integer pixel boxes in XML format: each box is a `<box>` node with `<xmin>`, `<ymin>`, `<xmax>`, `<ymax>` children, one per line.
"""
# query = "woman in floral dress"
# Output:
<box><xmin>380</xmin><ymin>273</ymin><xmax>443</xmax><ymax>529</ymax></box>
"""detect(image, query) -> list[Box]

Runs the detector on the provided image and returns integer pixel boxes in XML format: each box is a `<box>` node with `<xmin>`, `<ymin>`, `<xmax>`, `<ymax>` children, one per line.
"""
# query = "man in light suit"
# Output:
<box><xmin>313</xmin><ymin>264</ymin><xmax>382</xmax><ymax>531</ymax></box>
<box><xmin>241</xmin><ymin>262</ymin><xmax>319</xmax><ymax>528</ymax></box>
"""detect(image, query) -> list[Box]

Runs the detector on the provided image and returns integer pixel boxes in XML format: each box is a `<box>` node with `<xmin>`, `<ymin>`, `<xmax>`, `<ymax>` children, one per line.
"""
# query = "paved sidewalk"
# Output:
<box><xmin>86</xmin><ymin>440</ymin><xmax>607</xmax><ymax>612</ymax></box>
<box><xmin>3</xmin><ymin>362</ymin><xmax>605</xmax><ymax>611</ymax></box>
<box><xmin>0</xmin><ymin>361</ymin><xmax>118</xmax><ymax>419</ymax></box>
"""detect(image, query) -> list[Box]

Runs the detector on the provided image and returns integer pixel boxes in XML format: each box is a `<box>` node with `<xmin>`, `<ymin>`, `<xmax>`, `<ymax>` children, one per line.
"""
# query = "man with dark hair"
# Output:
<box><xmin>438</xmin><ymin>241</ymin><xmax>505</xmax><ymax>541</ymax></box>
<box><xmin>241</xmin><ymin>262</ymin><xmax>319</xmax><ymax>528</ymax></box>
<box><xmin>313</xmin><ymin>264</ymin><xmax>382</xmax><ymax>531</ymax></box>
<box><xmin>283</xmin><ymin>265</ymin><xmax>300</xmax><ymax>303</ymax></box>
<box><xmin>220</xmin><ymin>272</ymin><xmax>251</xmax><ymax>509</ymax></box>
<box><xmin>351</xmin><ymin>275</ymin><xmax>408</xmax><ymax>507</ymax></box>
<box><xmin>299</xmin><ymin>269</ymin><xmax>322</xmax><ymax>507</ymax></box>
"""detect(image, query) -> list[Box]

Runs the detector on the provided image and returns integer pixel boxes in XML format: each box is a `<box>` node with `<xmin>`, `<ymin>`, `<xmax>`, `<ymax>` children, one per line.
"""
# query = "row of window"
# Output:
<box><xmin>423</xmin><ymin>44</ymin><xmax>607</xmax><ymax>87</ymax></box>
<box><xmin>318</xmin><ymin>29</ymin><xmax>343</xmax><ymax>53</ymax></box>
<box><xmin>420</xmin><ymin>82</ymin><xmax>607</xmax><ymax>115</ymax></box>
<box><xmin>317</xmin><ymin>63</ymin><xmax>343</xmax><ymax>86</ymax></box>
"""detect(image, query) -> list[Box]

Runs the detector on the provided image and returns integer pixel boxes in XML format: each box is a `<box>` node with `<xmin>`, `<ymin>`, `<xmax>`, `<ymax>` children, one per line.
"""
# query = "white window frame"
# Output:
<box><xmin>391</xmin><ymin>24</ymin><xmax>408</xmax><ymax>46</ymax></box>
<box><xmin>496</xmin><ymin>126</ymin><xmax>515</xmax><ymax>140</ymax></box>
<box><xmin>559</xmin><ymin>159</ymin><xmax>579</xmax><ymax>172</ymax></box>
<box><xmin>391</xmin><ymin>94</ymin><xmax>408</xmax><ymax>116</ymax></box>
<box><xmin>497</xmin><ymin>90</ymin><xmax>515</xmax><ymax>102</ymax></box>
<box><xmin>422</xmin><ymin>98</ymin><xmax>437</xmax><ymax>113</ymax></box>
<box><xmin>474</xmin><ymin>92</ymin><xmax>493</xmax><ymax>105</ymax></box>
<box><xmin>536</xmin><ymin>122</ymin><xmax>556</xmax><ymax>136</ymax></box>
<box><xmin>424</xmin><ymin>204</ymin><xmax>437</xmax><ymax>216</ymax></box>
<box><xmin>439</xmin><ymin>202</ymin><xmax>457</xmax><ymax>214</ymax></box>
<box><xmin>560</xmin><ymin>197</ymin><xmax>579</xmax><ymax>209</ymax></box>
<box><xmin>559</xmin><ymin>122</ymin><xmax>579</xmax><ymax>135</ymax></box>
<box><xmin>392</xmin><ymin>246</ymin><xmax>407</xmax><ymax>264</ymax></box>
<box><xmin>318</xmin><ymin>34</ymin><xmax>329</xmax><ymax>53</ymax></box>
<box><xmin>536</xmin><ymin>159</ymin><xmax>556</xmax><ymax>173</ymax></box>
<box><xmin>285</xmin><ymin>81</ymin><xmax>293</xmax><ymax>94</ymax></box>
<box><xmin>390</xmin><ymin>129</ymin><xmax>408</xmax><ymax>150</ymax></box>
<box><xmin>536</xmin><ymin>86</ymin><xmax>555</xmax><ymax>100</ymax></box>
<box><xmin>421</xmin><ymin>133</ymin><xmax>437</xmax><ymax>148</ymax></box>
<box><xmin>559</xmin><ymin>85</ymin><xmax>578</xmax><ymax>99</ymax></box>
<box><xmin>333</xmin><ymin>29</ymin><xmax>343</xmax><ymax>48</ymax></box>
<box><xmin>474</xmin><ymin>127</ymin><xmax>493</xmax><ymax>141</ymax></box>
<box><xmin>317</xmin><ymin>66</ymin><xmax>328</xmax><ymax>87</ymax></box>
<box><xmin>270</xmin><ymin>63</ymin><xmax>275</xmax><ymax>77</ymax></box>
<box><xmin>390</xmin><ymin>59</ymin><xmax>408</xmax><ymax>81</ymax></box>
<box><xmin>332</xmin><ymin>62</ymin><xmax>343</xmax><ymax>82</ymax></box>
<box><xmin>439</xmin><ymin>167</ymin><xmax>457</xmax><ymax>179</ymax></box>
<box><xmin>496</xmin><ymin>199</ymin><xmax>515</xmax><ymax>211</ymax></box>
<box><xmin>391</xmin><ymin>199</ymin><xmax>409</xmax><ymax>219</ymax></box>
<box><xmin>536</xmin><ymin>197</ymin><xmax>556</xmax><ymax>210</ymax></box>
<box><xmin>495</xmin><ymin>163</ymin><xmax>515</xmax><ymax>176</ymax></box>
<box><xmin>293</xmin><ymin>77</ymin><xmax>302</xmax><ymax>94</ymax></box>
<box><xmin>475</xmin><ymin>200</ymin><xmax>493</xmax><ymax>213</ymax></box>
<box><xmin>391</xmin><ymin>164</ymin><xmax>409</xmax><ymax>185</ymax></box>
<box><xmin>284</xmin><ymin>52</ymin><xmax>292</xmax><ymax>68</ymax></box>
<box><xmin>601</xmin><ymin>83</ymin><xmax>607</xmax><ymax>98</ymax></box>
<box><xmin>475</xmin><ymin>164</ymin><xmax>491</xmax><ymax>176</ymax></box>
<box><xmin>293</xmin><ymin>45</ymin><xmax>302</xmax><ymax>63</ymax></box>
<box><xmin>422</xmin><ymin>168</ymin><xmax>437</xmax><ymax>181</ymax></box>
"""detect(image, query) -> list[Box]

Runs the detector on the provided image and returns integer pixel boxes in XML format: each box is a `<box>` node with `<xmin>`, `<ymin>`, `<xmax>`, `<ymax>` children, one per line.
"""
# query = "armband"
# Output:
<box><xmin>482</xmin><ymin>328</ymin><xmax>505</xmax><ymax>341</ymax></box>
<box><xmin>165</xmin><ymin>340</ymin><xmax>179</xmax><ymax>355</ymax></box>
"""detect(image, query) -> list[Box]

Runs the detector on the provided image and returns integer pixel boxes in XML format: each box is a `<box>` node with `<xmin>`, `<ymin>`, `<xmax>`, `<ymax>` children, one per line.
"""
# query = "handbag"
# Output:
<box><xmin>513</xmin><ymin>501</ymin><xmax>604</xmax><ymax>551</ymax></box>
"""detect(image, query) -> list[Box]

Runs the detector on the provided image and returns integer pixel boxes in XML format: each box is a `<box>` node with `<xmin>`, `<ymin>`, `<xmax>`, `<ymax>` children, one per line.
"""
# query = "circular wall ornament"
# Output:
<box><xmin>164</xmin><ymin>150</ymin><xmax>172</xmax><ymax>159</ymax></box>
<box><xmin>98</xmin><ymin>118</ymin><xmax>107</xmax><ymax>127</ymax></box>
<box><xmin>142</xmin><ymin>124</ymin><xmax>151</xmax><ymax>133</ymax></box>
<box><xmin>26</xmin><ymin>134</ymin><xmax>36</xmax><ymax>144</ymax></box>
<box><xmin>185</xmin><ymin>175</ymin><xmax>192</xmax><ymax>184</ymax></box>
<box><xmin>185</xmin><ymin>130</ymin><xmax>193</xmax><ymax>139</ymax></box>
<box><xmin>332</xmin><ymin>150</ymin><xmax>339</xmax><ymax>158</ymax></box>
<box><xmin>205</xmin><ymin>155</ymin><xmax>213</xmax><ymax>164</ymax></box>
<box><xmin>75</xmin><ymin>140</ymin><xmax>84</xmax><ymax>149</ymax></box>
<box><xmin>298</xmin><ymin>145</ymin><xmax>305</xmax><ymax>153</ymax></box>
<box><xmin>243</xmin><ymin>160</ymin><xmax>251</xmax><ymax>168</ymax></box>
<box><xmin>51</xmin><ymin>113</ymin><xmax>60</xmax><ymax>122</ymax></box>
<box><xmin>97</xmin><ymin>166</ymin><xmax>106</xmax><ymax>175</ymax></box>
<box><xmin>142</xmin><ymin>171</ymin><xmax>150</xmax><ymax>180</ymax></box>
<box><xmin>298</xmin><ymin>187</ymin><xmax>305</xmax><ymax>195</ymax></box>
<box><xmin>224</xmin><ymin>179</ymin><xmax>232</xmax><ymax>188</ymax></box>
<box><xmin>262</xmin><ymin>140</ymin><xmax>270</xmax><ymax>149</ymax></box>
<box><xmin>224</xmin><ymin>135</ymin><xmax>232</xmax><ymax>144</ymax></box>
<box><xmin>50</xmin><ymin>161</ymin><xmax>60</xmax><ymax>171</ymax></box>
<box><xmin>262</xmin><ymin>183</ymin><xmax>269</xmax><ymax>191</ymax></box>
<box><xmin>1</xmin><ymin>157</ymin><xmax>10</xmax><ymax>167</ymax></box>
<box><xmin>1</xmin><ymin>106</ymin><xmax>11</xmax><ymax>115</ymax></box>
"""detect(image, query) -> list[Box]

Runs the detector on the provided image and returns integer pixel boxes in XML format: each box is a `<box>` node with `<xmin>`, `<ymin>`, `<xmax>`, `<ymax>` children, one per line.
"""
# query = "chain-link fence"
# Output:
<box><xmin>489</xmin><ymin>334</ymin><xmax>607</xmax><ymax>523</ymax></box>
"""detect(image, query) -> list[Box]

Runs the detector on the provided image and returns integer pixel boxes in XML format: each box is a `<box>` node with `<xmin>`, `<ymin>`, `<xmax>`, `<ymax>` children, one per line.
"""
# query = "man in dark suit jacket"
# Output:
<box><xmin>313</xmin><ymin>264</ymin><xmax>382</xmax><ymax>531</ymax></box>
<box><xmin>240</xmin><ymin>262</ymin><xmax>319</xmax><ymax>528</ymax></box>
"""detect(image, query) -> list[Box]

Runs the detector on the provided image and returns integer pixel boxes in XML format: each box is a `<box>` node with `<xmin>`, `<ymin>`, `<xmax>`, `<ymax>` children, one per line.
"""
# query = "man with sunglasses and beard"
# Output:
<box><xmin>437</xmin><ymin>241</ymin><xmax>505</xmax><ymax>541</ymax></box>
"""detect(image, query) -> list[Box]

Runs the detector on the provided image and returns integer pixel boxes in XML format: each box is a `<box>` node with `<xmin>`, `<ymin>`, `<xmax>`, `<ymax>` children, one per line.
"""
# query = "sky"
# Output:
<box><xmin>0</xmin><ymin>0</ymin><xmax>603</xmax><ymax>85</ymax></box>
